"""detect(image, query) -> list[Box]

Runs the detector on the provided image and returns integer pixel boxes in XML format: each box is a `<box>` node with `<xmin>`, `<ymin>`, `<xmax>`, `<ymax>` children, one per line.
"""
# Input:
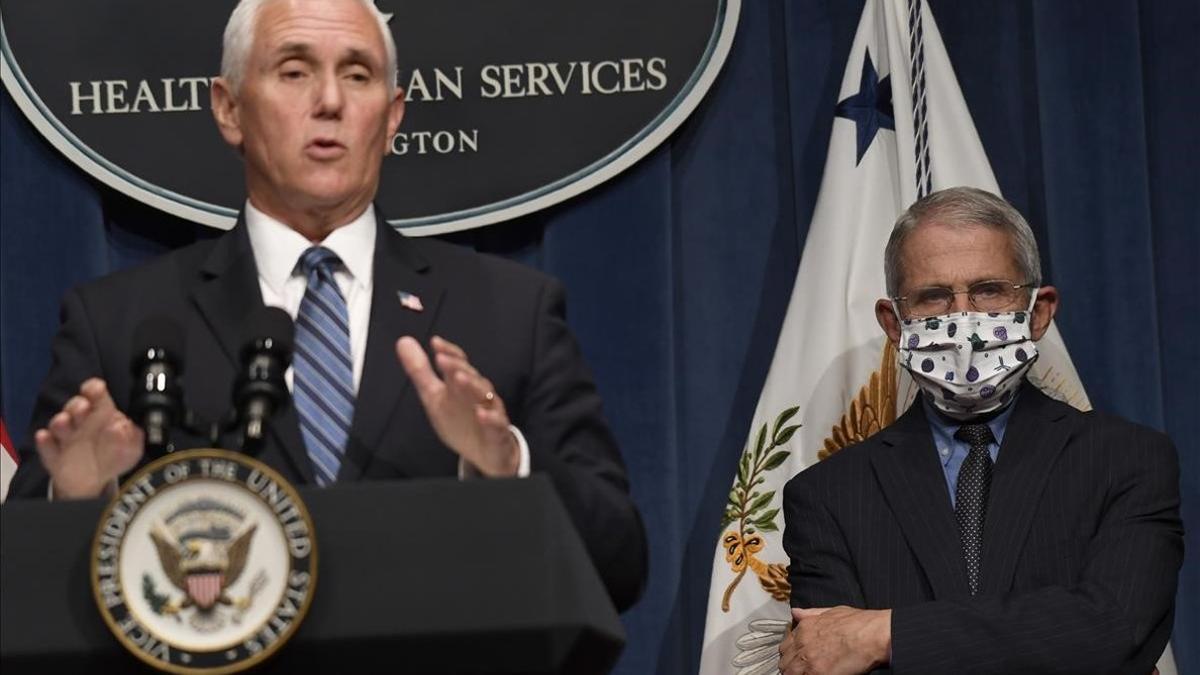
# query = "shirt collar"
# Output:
<box><xmin>244</xmin><ymin>201</ymin><xmax>376</xmax><ymax>294</ymax></box>
<box><xmin>923</xmin><ymin>392</ymin><xmax>1019</xmax><ymax>467</ymax></box>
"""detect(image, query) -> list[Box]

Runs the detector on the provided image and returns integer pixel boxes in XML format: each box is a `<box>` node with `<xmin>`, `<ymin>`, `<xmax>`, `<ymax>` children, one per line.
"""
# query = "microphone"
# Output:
<box><xmin>234</xmin><ymin>307</ymin><xmax>294</xmax><ymax>452</ymax></box>
<box><xmin>129</xmin><ymin>316</ymin><xmax>186</xmax><ymax>453</ymax></box>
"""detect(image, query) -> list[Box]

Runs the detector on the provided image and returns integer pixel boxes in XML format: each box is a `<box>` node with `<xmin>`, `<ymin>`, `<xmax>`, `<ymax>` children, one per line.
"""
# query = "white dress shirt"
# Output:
<box><xmin>243</xmin><ymin>201</ymin><xmax>529</xmax><ymax>479</ymax></box>
<box><xmin>49</xmin><ymin>203</ymin><xmax>525</xmax><ymax>500</ymax></box>
<box><xmin>245</xmin><ymin>201</ymin><xmax>375</xmax><ymax>391</ymax></box>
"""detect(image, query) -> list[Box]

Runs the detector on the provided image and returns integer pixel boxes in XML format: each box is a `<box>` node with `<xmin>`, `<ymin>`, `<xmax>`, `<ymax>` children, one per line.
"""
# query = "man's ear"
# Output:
<box><xmin>383</xmin><ymin>85</ymin><xmax>405</xmax><ymax>154</ymax></box>
<box><xmin>210</xmin><ymin>77</ymin><xmax>244</xmax><ymax>151</ymax></box>
<box><xmin>875</xmin><ymin>298</ymin><xmax>901</xmax><ymax>345</ymax></box>
<box><xmin>1030</xmin><ymin>285</ymin><xmax>1059</xmax><ymax>341</ymax></box>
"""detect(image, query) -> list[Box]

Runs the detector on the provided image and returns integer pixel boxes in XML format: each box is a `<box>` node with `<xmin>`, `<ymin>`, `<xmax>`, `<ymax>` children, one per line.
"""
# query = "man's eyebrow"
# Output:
<box><xmin>269</xmin><ymin>43</ymin><xmax>378</xmax><ymax>70</ymax></box>
<box><xmin>272</xmin><ymin>42</ymin><xmax>314</xmax><ymax>60</ymax></box>
<box><xmin>341</xmin><ymin>47</ymin><xmax>379</xmax><ymax>69</ymax></box>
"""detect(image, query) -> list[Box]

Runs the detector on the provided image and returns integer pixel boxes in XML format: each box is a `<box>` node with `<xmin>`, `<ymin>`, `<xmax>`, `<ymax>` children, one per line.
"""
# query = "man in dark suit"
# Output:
<box><xmin>778</xmin><ymin>187</ymin><xmax>1182</xmax><ymax>673</ymax></box>
<box><xmin>8</xmin><ymin>0</ymin><xmax>646</xmax><ymax>611</ymax></box>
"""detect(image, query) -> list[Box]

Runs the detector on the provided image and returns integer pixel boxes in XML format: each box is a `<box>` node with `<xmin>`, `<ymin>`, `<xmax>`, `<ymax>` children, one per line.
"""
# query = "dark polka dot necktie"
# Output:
<box><xmin>954</xmin><ymin>423</ymin><xmax>995</xmax><ymax>595</ymax></box>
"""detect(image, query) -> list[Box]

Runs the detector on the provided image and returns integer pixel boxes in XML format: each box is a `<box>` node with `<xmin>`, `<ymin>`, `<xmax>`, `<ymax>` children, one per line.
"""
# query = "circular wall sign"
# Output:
<box><xmin>0</xmin><ymin>0</ymin><xmax>739</xmax><ymax>234</ymax></box>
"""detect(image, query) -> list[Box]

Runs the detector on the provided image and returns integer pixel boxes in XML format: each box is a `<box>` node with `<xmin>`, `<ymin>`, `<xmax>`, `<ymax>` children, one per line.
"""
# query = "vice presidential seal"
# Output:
<box><xmin>91</xmin><ymin>449</ymin><xmax>317</xmax><ymax>673</ymax></box>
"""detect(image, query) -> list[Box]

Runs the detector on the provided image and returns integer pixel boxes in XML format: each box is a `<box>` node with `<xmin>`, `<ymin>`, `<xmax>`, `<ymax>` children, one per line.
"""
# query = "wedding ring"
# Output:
<box><xmin>483</xmin><ymin>391</ymin><xmax>496</xmax><ymax>404</ymax></box>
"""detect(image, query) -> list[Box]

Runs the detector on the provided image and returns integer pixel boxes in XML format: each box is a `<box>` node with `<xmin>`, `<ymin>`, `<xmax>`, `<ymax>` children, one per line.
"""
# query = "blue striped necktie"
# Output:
<box><xmin>293</xmin><ymin>246</ymin><xmax>355</xmax><ymax>486</ymax></box>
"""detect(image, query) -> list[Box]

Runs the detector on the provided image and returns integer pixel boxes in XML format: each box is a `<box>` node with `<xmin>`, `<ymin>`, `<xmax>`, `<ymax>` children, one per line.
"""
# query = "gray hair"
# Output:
<box><xmin>220</xmin><ymin>0</ymin><xmax>398</xmax><ymax>95</ymax></box>
<box><xmin>884</xmin><ymin>186</ymin><xmax>1043</xmax><ymax>297</ymax></box>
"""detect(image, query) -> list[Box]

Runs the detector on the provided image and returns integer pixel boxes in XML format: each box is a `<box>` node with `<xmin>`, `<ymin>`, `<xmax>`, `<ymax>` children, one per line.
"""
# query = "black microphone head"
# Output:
<box><xmin>130</xmin><ymin>315</ymin><xmax>186</xmax><ymax>373</ymax></box>
<box><xmin>236</xmin><ymin>307</ymin><xmax>295</xmax><ymax>449</ymax></box>
<box><xmin>242</xmin><ymin>306</ymin><xmax>295</xmax><ymax>363</ymax></box>
<box><xmin>129</xmin><ymin>315</ymin><xmax>185</xmax><ymax>450</ymax></box>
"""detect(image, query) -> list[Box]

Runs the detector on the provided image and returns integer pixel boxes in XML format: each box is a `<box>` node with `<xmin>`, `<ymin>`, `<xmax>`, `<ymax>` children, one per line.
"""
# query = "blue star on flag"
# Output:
<box><xmin>835</xmin><ymin>49</ymin><xmax>894</xmax><ymax>165</ymax></box>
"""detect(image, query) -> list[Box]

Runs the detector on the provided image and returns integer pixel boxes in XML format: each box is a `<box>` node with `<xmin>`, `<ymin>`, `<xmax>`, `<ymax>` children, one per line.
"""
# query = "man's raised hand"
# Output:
<box><xmin>34</xmin><ymin>378</ymin><xmax>144</xmax><ymax>499</ymax></box>
<box><xmin>395</xmin><ymin>336</ymin><xmax>520</xmax><ymax>477</ymax></box>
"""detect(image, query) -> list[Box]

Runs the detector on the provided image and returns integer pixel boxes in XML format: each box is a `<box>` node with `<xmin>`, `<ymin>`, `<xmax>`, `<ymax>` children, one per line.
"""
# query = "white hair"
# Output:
<box><xmin>220</xmin><ymin>0</ymin><xmax>398</xmax><ymax>95</ymax></box>
<box><xmin>884</xmin><ymin>186</ymin><xmax>1043</xmax><ymax>297</ymax></box>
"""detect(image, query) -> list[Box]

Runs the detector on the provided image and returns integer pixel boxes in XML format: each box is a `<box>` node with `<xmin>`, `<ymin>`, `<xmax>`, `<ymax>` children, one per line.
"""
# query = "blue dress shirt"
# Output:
<box><xmin>922</xmin><ymin>395</ymin><xmax>1017</xmax><ymax>509</ymax></box>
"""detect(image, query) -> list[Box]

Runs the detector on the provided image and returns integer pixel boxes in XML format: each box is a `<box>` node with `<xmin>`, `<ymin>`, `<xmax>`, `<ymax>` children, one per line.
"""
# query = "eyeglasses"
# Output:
<box><xmin>892</xmin><ymin>280</ymin><xmax>1034</xmax><ymax>319</ymax></box>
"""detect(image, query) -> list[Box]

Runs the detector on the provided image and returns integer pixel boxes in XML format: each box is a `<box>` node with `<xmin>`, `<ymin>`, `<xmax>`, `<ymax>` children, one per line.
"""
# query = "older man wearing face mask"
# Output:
<box><xmin>7</xmin><ymin>0</ymin><xmax>647</xmax><ymax>612</ymax></box>
<box><xmin>777</xmin><ymin>187</ymin><xmax>1182</xmax><ymax>674</ymax></box>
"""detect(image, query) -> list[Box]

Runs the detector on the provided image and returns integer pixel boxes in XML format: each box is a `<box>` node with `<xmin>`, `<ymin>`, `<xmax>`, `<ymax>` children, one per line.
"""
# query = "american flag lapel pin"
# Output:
<box><xmin>397</xmin><ymin>291</ymin><xmax>424</xmax><ymax>312</ymax></box>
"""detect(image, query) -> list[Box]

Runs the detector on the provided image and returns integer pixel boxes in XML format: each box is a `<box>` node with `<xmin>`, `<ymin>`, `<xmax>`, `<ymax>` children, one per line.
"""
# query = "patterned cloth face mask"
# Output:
<box><xmin>895</xmin><ymin>296</ymin><xmax>1038</xmax><ymax>420</ymax></box>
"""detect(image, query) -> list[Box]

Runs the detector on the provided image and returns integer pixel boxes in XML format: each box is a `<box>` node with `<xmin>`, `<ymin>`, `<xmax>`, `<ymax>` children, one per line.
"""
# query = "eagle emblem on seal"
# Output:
<box><xmin>145</xmin><ymin>498</ymin><xmax>265</xmax><ymax>631</ymax></box>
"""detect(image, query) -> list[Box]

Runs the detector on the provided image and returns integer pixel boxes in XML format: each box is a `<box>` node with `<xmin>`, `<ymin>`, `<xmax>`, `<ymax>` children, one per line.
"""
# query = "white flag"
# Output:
<box><xmin>695</xmin><ymin>0</ymin><xmax>1173</xmax><ymax>673</ymax></box>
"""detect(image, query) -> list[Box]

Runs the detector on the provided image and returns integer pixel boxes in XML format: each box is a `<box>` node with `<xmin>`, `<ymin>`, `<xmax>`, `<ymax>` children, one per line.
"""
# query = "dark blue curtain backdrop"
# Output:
<box><xmin>2</xmin><ymin>1</ymin><xmax>1196</xmax><ymax>672</ymax></box>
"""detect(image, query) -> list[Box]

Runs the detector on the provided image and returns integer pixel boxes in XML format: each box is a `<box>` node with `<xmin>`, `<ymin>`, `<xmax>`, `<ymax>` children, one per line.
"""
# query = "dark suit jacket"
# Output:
<box><xmin>782</xmin><ymin>384</ymin><xmax>1182</xmax><ymax>674</ymax></box>
<box><xmin>10</xmin><ymin>213</ymin><xmax>647</xmax><ymax>611</ymax></box>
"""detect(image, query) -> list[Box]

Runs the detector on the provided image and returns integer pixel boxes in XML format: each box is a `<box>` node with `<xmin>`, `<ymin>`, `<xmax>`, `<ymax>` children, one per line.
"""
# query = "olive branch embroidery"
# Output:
<box><xmin>142</xmin><ymin>573</ymin><xmax>180</xmax><ymax>622</ymax></box>
<box><xmin>719</xmin><ymin>406</ymin><xmax>800</xmax><ymax>610</ymax></box>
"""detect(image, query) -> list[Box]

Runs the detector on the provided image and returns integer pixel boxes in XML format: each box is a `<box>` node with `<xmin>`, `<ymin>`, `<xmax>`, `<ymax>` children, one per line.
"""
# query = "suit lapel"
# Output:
<box><xmin>189</xmin><ymin>219</ymin><xmax>313</xmax><ymax>483</ymax></box>
<box><xmin>870</xmin><ymin>401</ymin><xmax>973</xmax><ymax>598</ymax></box>
<box><xmin>978</xmin><ymin>384</ymin><xmax>1074</xmax><ymax>595</ymax></box>
<box><xmin>338</xmin><ymin>216</ymin><xmax>445</xmax><ymax>480</ymax></box>
<box><xmin>190</xmin><ymin>222</ymin><xmax>260</xmax><ymax>368</ymax></box>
